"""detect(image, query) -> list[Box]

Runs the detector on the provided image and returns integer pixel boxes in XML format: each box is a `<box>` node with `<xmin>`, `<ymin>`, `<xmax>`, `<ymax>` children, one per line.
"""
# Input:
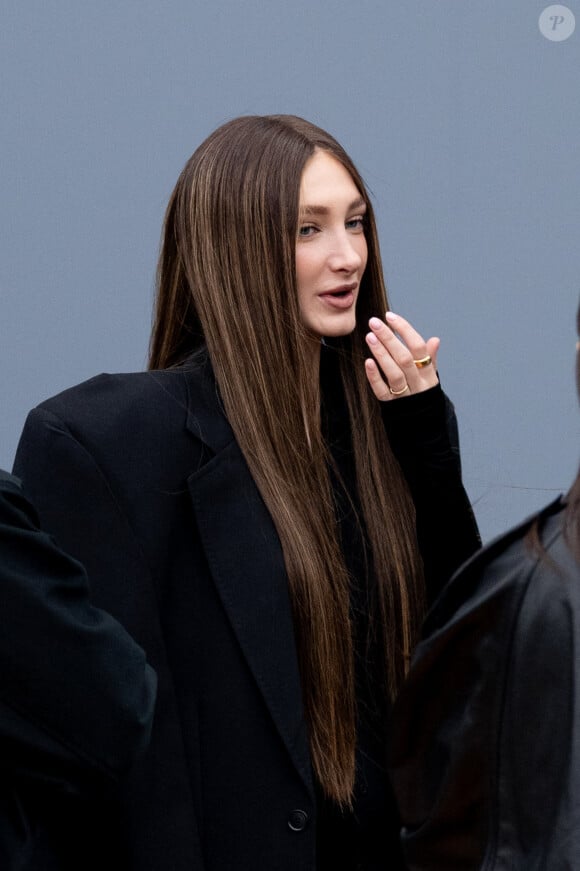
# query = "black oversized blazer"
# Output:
<box><xmin>13</xmin><ymin>351</ymin><xmax>479</xmax><ymax>870</ymax></box>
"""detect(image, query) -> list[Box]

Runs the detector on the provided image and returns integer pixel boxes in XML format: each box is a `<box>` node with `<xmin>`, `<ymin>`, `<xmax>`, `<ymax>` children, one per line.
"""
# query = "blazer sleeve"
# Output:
<box><xmin>6</xmin><ymin>417</ymin><xmax>156</xmax><ymax>793</ymax></box>
<box><xmin>382</xmin><ymin>384</ymin><xmax>481</xmax><ymax>603</ymax></box>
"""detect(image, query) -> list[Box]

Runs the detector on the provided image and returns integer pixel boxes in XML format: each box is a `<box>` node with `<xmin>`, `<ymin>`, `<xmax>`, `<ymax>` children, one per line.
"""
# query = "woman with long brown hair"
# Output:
<box><xmin>390</xmin><ymin>299</ymin><xmax>580</xmax><ymax>869</ymax></box>
<box><xmin>13</xmin><ymin>115</ymin><xmax>479</xmax><ymax>870</ymax></box>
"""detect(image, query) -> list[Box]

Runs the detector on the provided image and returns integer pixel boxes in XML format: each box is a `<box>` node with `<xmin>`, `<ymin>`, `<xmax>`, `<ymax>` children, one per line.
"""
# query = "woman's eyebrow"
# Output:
<box><xmin>299</xmin><ymin>197</ymin><xmax>367</xmax><ymax>217</ymax></box>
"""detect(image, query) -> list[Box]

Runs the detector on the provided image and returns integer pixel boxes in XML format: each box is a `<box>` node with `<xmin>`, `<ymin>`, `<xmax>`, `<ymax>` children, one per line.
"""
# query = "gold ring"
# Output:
<box><xmin>413</xmin><ymin>355</ymin><xmax>432</xmax><ymax>368</ymax></box>
<box><xmin>389</xmin><ymin>383</ymin><xmax>409</xmax><ymax>396</ymax></box>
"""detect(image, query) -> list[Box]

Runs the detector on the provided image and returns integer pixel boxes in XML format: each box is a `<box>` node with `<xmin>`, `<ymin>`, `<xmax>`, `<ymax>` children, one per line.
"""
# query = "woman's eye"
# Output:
<box><xmin>298</xmin><ymin>225</ymin><xmax>317</xmax><ymax>238</ymax></box>
<box><xmin>346</xmin><ymin>216</ymin><xmax>365</xmax><ymax>231</ymax></box>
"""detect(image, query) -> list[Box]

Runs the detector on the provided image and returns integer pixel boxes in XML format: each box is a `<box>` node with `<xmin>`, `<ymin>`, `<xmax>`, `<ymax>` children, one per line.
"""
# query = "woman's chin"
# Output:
<box><xmin>307</xmin><ymin>313</ymin><xmax>357</xmax><ymax>339</ymax></box>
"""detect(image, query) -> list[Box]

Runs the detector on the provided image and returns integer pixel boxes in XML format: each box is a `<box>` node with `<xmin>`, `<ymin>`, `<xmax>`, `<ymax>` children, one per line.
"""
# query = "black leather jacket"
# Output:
<box><xmin>390</xmin><ymin>497</ymin><xmax>580</xmax><ymax>870</ymax></box>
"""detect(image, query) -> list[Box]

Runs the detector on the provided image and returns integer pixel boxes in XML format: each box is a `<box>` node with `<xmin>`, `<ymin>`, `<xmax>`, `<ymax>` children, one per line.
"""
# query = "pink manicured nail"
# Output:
<box><xmin>385</xmin><ymin>311</ymin><xmax>398</xmax><ymax>321</ymax></box>
<box><xmin>366</xmin><ymin>332</ymin><xmax>378</xmax><ymax>344</ymax></box>
<box><xmin>369</xmin><ymin>317</ymin><xmax>382</xmax><ymax>330</ymax></box>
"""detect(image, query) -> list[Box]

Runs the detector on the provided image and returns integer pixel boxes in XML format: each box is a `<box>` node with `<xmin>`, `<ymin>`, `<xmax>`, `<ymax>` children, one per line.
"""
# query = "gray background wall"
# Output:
<box><xmin>1</xmin><ymin>1</ymin><xmax>578</xmax><ymax>542</ymax></box>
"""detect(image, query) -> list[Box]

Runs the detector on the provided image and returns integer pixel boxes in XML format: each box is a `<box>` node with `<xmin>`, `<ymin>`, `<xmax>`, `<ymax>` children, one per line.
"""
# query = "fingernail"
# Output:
<box><xmin>385</xmin><ymin>311</ymin><xmax>397</xmax><ymax>321</ymax></box>
<box><xmin>366</xmin><ymin>332</ymin><xmax>378</xmax><ymax>344</ymax></box>
<box><xmin>369</xmin><ymin>317</ymin><xmax>382</xmax><ymax>330</ymax></box>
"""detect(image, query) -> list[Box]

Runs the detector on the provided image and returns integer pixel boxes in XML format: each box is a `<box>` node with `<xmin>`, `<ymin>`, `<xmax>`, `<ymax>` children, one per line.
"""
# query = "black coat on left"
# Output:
<box><xmin>0</xmin><ymin>470</ymin><xmax>156</xmax><ymax>869</ymax></box>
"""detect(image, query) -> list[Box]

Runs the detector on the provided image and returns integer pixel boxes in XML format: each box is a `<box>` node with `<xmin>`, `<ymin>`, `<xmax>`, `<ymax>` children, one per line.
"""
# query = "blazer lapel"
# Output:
<box><xmin>184</xmin><ymin>361</ymin><xmax>312</xmax><ymax>794</ymax></box>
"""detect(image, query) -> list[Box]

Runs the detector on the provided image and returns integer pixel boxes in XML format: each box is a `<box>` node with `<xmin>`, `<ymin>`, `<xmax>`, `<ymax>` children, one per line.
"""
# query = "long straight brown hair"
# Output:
<box><xmin>149</xmin><ymin>115</ymin><xmax>425</xmax><ymax>806</ymax></box>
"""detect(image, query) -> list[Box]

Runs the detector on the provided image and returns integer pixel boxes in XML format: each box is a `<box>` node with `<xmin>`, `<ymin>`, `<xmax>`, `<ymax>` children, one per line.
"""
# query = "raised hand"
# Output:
<box><xmin>364</xmin><ymin>311</ymin><xmax>440</xmax><ymax>401</ymax></box>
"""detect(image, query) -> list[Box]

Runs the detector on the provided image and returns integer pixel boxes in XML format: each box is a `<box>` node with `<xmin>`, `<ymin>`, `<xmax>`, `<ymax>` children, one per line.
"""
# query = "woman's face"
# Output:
<box><xmin>295</xmin><ymin>150</ymin><xmax>368</xmax><ymax>338</ymax></box>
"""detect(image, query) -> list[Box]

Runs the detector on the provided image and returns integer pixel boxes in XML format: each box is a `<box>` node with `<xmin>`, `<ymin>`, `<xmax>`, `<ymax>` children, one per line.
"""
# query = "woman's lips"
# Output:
<box><xmin>318</xmin><ymin>284</ymin><xmax>357</xmax><ymax>309</ymax></box>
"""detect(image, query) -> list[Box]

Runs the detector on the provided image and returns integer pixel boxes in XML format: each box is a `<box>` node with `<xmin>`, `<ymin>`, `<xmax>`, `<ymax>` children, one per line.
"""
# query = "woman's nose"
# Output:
<box><xmin>328</xmin><ymin>233</ymin><xmax>364</xmax><ymax>273</ymax></box>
